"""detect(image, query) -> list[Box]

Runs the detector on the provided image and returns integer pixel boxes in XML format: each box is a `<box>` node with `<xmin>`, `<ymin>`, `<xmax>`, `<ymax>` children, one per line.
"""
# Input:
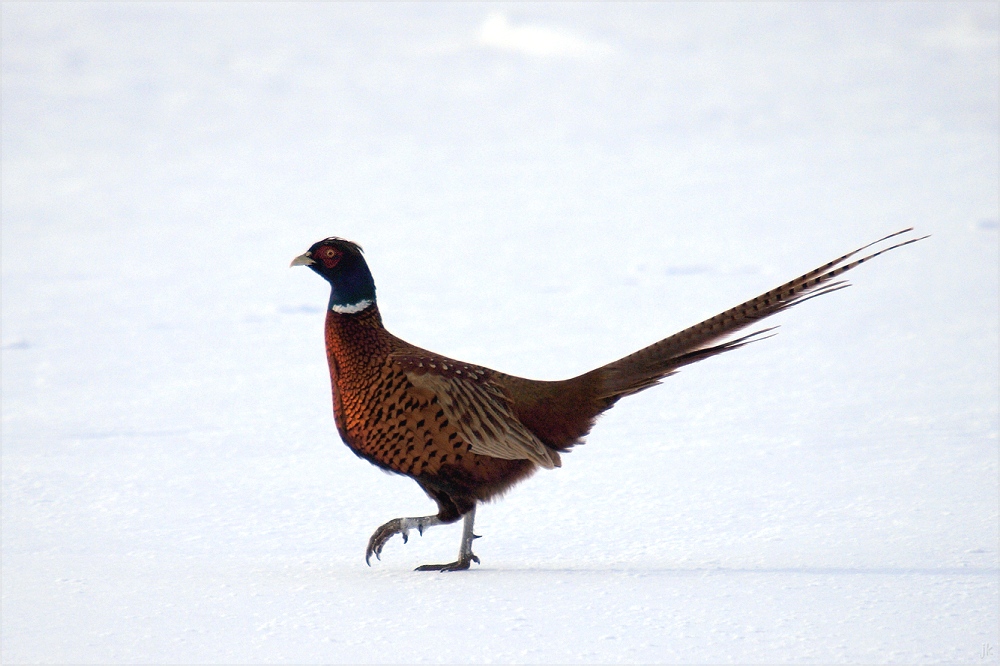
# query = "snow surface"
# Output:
<box><xmin>2</xmin><ymin>3</ymin><xmax>997</xmax><ymax>663</ymax></box>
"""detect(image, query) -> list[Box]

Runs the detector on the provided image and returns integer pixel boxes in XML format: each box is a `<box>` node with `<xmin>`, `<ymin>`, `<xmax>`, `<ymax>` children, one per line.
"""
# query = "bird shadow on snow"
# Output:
<box><xmin>362</xmin><ymin>565</ymin><xmax>998</xmax><ymax>578</ymax></box>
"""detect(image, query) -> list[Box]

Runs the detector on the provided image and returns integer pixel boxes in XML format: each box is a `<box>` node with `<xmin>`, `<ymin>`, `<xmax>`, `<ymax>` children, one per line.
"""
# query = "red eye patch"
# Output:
<box><xmin>316</xmin><ymin>247</ymin><xmax>342</xmax><ymax>269</ymax></box>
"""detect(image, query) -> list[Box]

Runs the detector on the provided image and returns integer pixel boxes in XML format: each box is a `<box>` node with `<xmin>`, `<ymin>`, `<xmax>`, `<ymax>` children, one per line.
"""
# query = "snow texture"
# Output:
<box><xmin>2</xmin><ymin>3</ymin><xmax>998</xmax><ymax>663</ymax></box>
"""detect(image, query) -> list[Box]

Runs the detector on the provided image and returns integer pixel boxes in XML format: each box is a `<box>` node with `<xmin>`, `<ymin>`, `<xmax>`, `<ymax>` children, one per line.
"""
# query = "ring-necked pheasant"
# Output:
<box><xmin>291</xmin><ymin>229</ymin><xmax>925</xmax><ymax>571</ymax></box>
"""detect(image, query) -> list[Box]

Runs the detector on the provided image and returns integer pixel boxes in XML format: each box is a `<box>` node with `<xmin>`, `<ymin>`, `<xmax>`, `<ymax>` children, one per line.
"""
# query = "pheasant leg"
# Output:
<box><xmin>415</xmin><ymin>505</ymin><xmax>480</xmax><ymax>572</ymax></box>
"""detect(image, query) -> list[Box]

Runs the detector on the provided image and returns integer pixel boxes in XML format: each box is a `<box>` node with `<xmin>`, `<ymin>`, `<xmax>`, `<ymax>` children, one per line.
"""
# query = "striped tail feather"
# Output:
<box><xmin>593</xmin><ymin>228</ymin><xmax>928</xmax><ymax>400</ymax></box>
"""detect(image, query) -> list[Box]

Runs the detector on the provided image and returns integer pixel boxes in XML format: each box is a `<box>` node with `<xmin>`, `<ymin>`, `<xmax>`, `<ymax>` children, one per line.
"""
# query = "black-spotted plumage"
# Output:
<box><xmin>291</xmin><ymin>229</ymin><xmax>925</xmax><ymax>570</ymax></box>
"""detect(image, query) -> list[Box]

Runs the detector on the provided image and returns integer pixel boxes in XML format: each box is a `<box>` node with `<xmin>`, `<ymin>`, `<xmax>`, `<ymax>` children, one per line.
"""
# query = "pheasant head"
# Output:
<box><xmin>291</xmin><ymin>237</ymin><xmax>376</xmax><ymax>314</ymax></box>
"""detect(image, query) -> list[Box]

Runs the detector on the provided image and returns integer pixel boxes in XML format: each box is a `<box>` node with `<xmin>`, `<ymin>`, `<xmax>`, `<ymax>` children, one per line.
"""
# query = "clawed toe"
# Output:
<box><xmin>415</xmin><ymin>552</ymin><xmax>480</xmax><ymax>572</ymax></box>
<box><xmin>415</xmin><ymin>562</ymin><xmax>465</xmax><ymax>572</ymax></box>
<box><xmin>365</xmin><ymin>515</ymin><xmax>444</xmax><ymax>566</ymax></box>
<box><xmin>415</xmin><ymin>553</ymin><xmax>479</xmax><ymax>572</ymax></box>
<box><xmin>365</xmin><ymin>518</ymin><xmax>405</xmax><ymax>566</ymax></box>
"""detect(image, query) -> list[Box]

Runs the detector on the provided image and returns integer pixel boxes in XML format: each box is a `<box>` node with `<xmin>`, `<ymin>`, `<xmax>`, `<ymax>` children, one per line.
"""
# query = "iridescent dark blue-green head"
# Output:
<box><xmin>291</xmin><ymin>237</ymin><xmax>376</xmax><ymax>314</ymax></box>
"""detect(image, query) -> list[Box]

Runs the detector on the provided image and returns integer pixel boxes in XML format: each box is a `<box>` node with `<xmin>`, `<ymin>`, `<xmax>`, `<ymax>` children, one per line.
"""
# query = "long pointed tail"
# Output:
<box><xmin>590</xmin><ymin>228</ymin><xmax>927</xmax><ymax>401</ymax></box>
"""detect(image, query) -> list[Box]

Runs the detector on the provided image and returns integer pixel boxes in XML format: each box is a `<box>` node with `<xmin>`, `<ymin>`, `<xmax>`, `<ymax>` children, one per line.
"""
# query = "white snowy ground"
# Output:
<box><xmin>2</xmin><ymin>3</ymin><xmax>997</xmax><ymax>664</ymax></box>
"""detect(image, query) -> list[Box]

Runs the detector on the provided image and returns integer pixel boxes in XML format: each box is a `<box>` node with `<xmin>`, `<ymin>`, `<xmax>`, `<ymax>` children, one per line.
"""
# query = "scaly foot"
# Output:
<box><xmin>365</xmin><ymin>515</ymin><xmax>441</xmax><ymax>565</ymax></box>
<box><xmin>415</xmin><ymin>552</ymin><xmax>480</xmax><ymax>572</ymax></box>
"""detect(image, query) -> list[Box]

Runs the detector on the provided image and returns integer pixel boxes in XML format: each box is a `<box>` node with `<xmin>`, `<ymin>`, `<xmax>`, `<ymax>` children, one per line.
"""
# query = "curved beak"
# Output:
<box><xmin>290</xmin><ymin>252</ymin><xmax>315</xmax><ymax>268</ymax></box>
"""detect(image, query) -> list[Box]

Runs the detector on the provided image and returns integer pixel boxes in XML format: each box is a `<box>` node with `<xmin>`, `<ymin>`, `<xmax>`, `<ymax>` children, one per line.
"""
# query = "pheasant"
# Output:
<box><xmin>291</xmin><ymin>229</ymin><xmax>925</xmax><ymax>571</ymax></box>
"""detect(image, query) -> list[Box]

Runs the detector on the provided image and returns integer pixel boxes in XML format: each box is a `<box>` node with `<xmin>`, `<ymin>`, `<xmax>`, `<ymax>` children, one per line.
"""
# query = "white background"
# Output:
<box><xmin>2</xmin><ymin>3</ymin><xmax>997</xmax><ymax>663</ymax></box>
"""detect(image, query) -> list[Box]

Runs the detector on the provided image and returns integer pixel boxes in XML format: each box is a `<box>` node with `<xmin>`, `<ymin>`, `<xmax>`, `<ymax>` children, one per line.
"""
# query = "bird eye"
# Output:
<box><xmin>316</xmin><ymin>246</ymin><xmax>342</xmax><ymax>269</ymax></box>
